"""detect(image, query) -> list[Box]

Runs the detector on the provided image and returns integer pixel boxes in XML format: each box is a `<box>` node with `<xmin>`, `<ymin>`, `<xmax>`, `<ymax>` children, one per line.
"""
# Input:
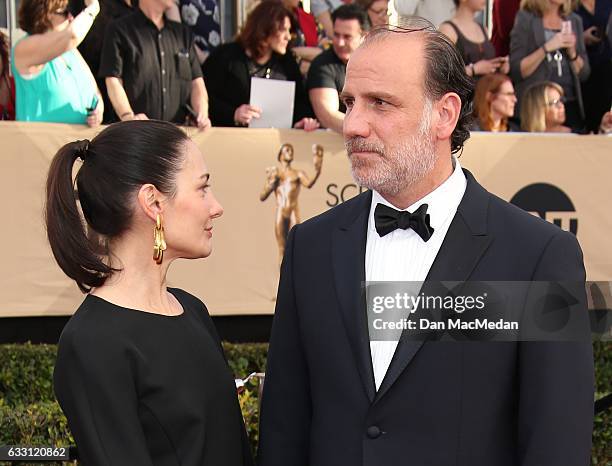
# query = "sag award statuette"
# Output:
<box><xmin>260</xmin><ymin>143</ymin><xmax>324</xmax><ymax>267</ymax></box>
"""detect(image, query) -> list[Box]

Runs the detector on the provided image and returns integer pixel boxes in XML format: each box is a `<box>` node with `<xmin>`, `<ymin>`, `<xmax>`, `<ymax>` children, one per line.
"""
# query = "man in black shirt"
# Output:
<box><xmin>306</xmin><ymin>4</ymin><xmax>368</xmax><ymax>133</ymax></box>
<box><xmin>99</xmin><ymin>0</ymin><xmax>210</xmax><ymax>128</ymax></box>
<box><xmin>76</xmin><ymin>0</ymin><xmax>135</xmax><ymax>123</ymax></box>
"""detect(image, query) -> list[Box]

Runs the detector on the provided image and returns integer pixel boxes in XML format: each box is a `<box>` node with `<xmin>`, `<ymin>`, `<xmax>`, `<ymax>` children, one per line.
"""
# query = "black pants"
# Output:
<box><xmin>581</xmin><ymin>61</ymin><xmax>612</xmax><ymax>133</ymax></box>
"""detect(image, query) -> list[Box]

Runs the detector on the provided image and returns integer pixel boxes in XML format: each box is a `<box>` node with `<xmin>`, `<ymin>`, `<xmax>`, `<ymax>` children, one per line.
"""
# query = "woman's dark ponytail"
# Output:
<box><xmin>44</xmin><ymin>120</ymin><xmax>189</xmax><ymax>293</ymax></box>
<box><xmin>45</xmin><ymin>141</ymin><xmax>114</xmax><ymax>293</ymax></box>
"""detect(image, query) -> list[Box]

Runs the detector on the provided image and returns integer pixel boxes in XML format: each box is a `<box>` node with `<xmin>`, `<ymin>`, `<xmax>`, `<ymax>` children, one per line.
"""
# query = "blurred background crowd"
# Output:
<box><xmin>0</xmin><ymin>0</ymin><xmax>610</xmax><ymax>134</ymax></box>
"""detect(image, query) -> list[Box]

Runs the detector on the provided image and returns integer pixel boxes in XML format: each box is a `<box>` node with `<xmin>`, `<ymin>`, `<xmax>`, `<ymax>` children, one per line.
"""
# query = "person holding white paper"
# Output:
<box><xmin>203</xmin><ymin>1</ymin><xmax>319</xmax><ymax>130</ymax></box>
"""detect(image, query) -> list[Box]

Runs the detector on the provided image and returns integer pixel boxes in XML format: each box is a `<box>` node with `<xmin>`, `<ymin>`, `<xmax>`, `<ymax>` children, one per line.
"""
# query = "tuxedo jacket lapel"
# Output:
<box><xmin>332</xmin><ymin>190</ymin><xmax>377</xmax><ymax>402</ymax></box>
<box><xmin>374</xmin><ymin>169</ymin><xmax>493</xmax><ymax>402</ymax></box>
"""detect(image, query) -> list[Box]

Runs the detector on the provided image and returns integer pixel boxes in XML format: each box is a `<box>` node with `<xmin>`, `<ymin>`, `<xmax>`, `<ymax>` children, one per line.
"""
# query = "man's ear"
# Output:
<box><xmin>433</xmin><ymin>92</ymin><xmax>462</xmax><ymax>142</ymax></box>
<box><xmin>137</xmin><ymin>184</ymin><xmax>164</xmax><ymax>223</ymax></box>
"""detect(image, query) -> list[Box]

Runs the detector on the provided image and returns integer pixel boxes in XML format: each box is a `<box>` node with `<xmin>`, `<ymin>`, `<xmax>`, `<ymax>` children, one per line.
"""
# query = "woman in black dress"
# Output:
<box><xmin>46</xmin><ymin>120</ymin><xmax>253</xmax><ymax>466</ymax></box>
<box><xmin>439</xmin><ymin>0</ymin><xmax>509</xmax><ymax>80</ymax></box>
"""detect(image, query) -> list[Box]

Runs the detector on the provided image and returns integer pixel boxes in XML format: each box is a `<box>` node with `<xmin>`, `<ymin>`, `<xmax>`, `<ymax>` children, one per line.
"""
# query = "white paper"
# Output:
<box><xmin>249</xmin><ymin>77</ymin><xmax>296</xmax><ymax>129</ymax></box>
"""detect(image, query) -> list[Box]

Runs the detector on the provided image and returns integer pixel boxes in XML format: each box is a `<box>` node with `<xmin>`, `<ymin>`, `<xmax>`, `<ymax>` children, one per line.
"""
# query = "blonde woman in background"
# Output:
<box><xmin>520</xmin><ymin>81</ymin><xmax>572</xmax><ymax>132</ymax></box>
<box><xmin>510</xmin><ymin>0</ymin><xmax>590</xmax><ymax>131</ymax></box>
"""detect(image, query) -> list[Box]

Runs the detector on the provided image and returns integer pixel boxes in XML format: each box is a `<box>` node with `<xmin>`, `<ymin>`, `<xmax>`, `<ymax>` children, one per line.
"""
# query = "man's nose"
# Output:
<box><xmin>343</xmin><ymin>103</ymin><xmax>370</xmax><ymax>139</ymax></box>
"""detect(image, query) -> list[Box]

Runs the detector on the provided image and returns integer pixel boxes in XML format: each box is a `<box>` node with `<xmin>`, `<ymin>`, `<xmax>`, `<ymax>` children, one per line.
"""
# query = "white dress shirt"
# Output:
<box><xmin>366</xmin><ymin>158</ymin><xmax>467</xmax><ymax>390</ymax></box>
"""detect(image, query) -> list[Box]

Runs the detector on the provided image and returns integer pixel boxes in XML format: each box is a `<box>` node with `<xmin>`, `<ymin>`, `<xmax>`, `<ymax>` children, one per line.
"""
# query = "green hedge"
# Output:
<box><xmin>0</xmin><ymin>342</ymin><xmax>610</xmax><ymax>465</ymax></box>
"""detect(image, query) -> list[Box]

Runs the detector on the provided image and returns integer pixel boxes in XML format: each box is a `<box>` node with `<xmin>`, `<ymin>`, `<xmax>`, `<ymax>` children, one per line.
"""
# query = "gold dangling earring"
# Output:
<box><xmin>153</xmin><ymin>213</ymin><xmax>167</xmax><ymax>264</ymax></box>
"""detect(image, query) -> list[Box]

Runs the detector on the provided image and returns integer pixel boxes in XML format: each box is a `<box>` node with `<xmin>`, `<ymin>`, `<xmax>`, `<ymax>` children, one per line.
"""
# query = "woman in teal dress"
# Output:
<box><xmin>12</xmin><ymin>0</ymin><xmax>103</xmax><ymax>125</ymax></box>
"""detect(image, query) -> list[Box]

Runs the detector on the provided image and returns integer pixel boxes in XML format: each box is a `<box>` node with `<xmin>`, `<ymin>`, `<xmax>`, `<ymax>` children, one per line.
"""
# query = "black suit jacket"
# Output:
<box><xmin>258</xmin><ymin>169</ymin><xmax>594</xmax><ymax>466</ymax></box>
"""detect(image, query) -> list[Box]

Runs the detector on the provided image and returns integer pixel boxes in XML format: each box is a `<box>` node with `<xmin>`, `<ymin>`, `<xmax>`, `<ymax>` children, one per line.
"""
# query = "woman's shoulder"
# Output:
<box><xmin>515</xmin><ymin>9</ymin><xmax>538</xmax><ymax>23</ymax></box>
<box><xmin>204</xmin><ymin>42</ymin><xmax>246</xmax><ymax>72</ymax></box>
<box><xmin>57</xmin><ymin>296</ymin><xmax>133</xmax><ymax>355</ymax></box>
<box><xmin>277</xmin><ymin>49</ymin><xmax>301</xmax><ymax>73</ymax></box>
<box><xmin>213</xmin><ymin>42</ymin><xmax>245</xmax><ymax>59</ymax></box>
<box><xmin>168</xmin><ymin>288</ymin><xmax>209</xmax><ymax>314</ymax></box>
<box><xmin>566</xmin><ymin>12</ymin><xmax>585</xmax><ymax>27</ymax></box>
<box><xmin>439</xmin><ymin>20</ymin><xmax>460</xmax><ymax>39</ymax></box>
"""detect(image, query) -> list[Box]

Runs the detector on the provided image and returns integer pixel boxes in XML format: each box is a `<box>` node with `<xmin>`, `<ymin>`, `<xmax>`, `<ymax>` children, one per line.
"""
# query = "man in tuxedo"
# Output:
<box><xmin>258</xmin><ymin>22</ymin><xmax>594</xmax><ymax>466</ymax></box>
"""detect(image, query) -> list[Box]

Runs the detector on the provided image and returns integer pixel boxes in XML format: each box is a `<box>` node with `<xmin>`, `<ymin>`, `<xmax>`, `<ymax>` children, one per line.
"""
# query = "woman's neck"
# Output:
<box><xmin>542</xmin><ymin>3</ymin><xmax>561</xmax><ymax>21</ymax></box>
<box><xmin>581</xmin><ymin>0</ymin><xmax>594</xmax><ymax>14</ymax></box>
<box><xmin>489</xmin><ymin>111</ymin><xmax>504</xmax><ymax>131</ymax></box>
<box><xmin>140</xmin><ymin>1</ymin><xmax>165</xmax><ymax>29</ymax></box>
<box><xmin>91</xmin><ymin>234</ymin><xmax>181</xmax><ymax>316</ymax></box>
<box><xmin>246</xmin><ymin>46</ymin><xmax>272</xmax><ymax>65</ymax></box>
<box><xmin>455</xmin><ymin>5</ymin><xmax>477</xmax><ymax>23</ymax></box>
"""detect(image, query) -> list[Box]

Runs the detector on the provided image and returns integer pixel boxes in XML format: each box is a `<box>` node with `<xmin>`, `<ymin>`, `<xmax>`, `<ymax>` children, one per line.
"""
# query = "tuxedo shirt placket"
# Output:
<box><xmin>365</xmin><ymin>158</ymin><xmax>468</xmax><ymax>390</ymax></box>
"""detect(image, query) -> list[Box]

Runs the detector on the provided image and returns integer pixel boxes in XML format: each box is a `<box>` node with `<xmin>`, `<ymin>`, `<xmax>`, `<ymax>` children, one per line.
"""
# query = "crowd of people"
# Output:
<box><xmin>0</xmin><ymin>0</ymin><xmax>610</xmax><ymax>133</ymax></box>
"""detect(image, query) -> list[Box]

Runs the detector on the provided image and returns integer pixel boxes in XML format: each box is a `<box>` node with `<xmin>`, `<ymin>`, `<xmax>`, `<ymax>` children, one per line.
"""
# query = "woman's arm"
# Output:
<box><xmin>569</xmin><ymin>14</ymin><xmax>590</xmax><ymax>80</ymax></box>
<box><xmin>54</xmin><ymin>328</ymin><xmax>155</xmax><ymax>466</ymax></box>
<box><xmin>291</xmin><ymin>46</ymin><xmax>322</xmax><ymax>62</ymax></box>
<box><xmin>75</xmin><ymin>50</ymin><xmax>104</xmax><ymax>126</ymax></box>
<box><xmin>14</xmin><ymin>0</ymin><xmax>99</xmax><ymax>75</ymax></box>
<box><xmin>202</xmin><ymin>46</ymin><xmax>245</xmax><ymax>126</ymax></box>
<box><xmin>510</xmin><ymin>10</ymin><xmax>544</xmax><ymax>81</ymax></box>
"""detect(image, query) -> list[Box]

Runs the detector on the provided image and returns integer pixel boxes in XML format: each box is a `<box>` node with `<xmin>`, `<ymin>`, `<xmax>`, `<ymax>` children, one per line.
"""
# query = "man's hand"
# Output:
<box><xmin>121</xmin><ymin>112</ymin><xmax>149</xmax><ymax>121</ymax></box>
<box><xmin>293</xmin><ymin>117</ymin><xmax>320</xmax><ymax>132</ymax></box>
<box><xmin>195</xmin><ymin>112</ymin><xmax>211</xmax><ymax>130</ymax></box>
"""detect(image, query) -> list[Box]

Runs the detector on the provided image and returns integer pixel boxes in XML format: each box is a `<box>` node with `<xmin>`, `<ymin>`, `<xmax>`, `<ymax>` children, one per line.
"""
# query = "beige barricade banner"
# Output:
<box><xmin>1</xmin><ymin>122</ymin><xmax>611</xmax><ymax>316</ymax></box>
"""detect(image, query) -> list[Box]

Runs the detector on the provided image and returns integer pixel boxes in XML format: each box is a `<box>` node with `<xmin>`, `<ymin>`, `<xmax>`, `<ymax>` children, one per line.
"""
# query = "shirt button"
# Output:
<box><xmin>162</xmin><ymin>69</ymin><xmax>166</xmax><ymax>74</ymax></box>
<box><xmin>366</xmin><ymin>425</ymin><xmax>381</xmax><ymax>439</ymax></box>
<box><xmin>158</xmin><ymin>33</ymin><xmax>162</xmax><ymax>40</ymax></box>
<box><xmin>163</xmin><ymin>87</ymin><xmax>166</xmax><ymax>93</ymax></box>
<box><xmin>161</xmin><ymin>51</ymin><xmax>165</xmax><ymax>57</ymax></box>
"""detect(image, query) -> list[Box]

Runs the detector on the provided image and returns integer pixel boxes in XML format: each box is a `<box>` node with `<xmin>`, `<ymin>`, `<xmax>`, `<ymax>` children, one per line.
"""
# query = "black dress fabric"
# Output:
<box><xmin>54</xmin><ymin>288</ymin><xmax>253</xmax><ymax>466</ymax></box>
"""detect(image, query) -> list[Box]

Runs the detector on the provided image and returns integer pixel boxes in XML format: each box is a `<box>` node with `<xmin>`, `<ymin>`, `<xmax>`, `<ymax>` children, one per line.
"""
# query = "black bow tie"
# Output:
<box><xmin>374</xmin><ymin>203</ymin><xmax>435</xmax><ymax>241</ymax></box>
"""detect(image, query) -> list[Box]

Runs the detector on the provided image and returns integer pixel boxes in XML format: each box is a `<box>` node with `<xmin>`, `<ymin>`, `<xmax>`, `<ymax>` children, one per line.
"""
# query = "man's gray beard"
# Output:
<box><xmin>345</xmin><ymin>100</ymin><xmax>437</xmax><ymax>197</ymax></box>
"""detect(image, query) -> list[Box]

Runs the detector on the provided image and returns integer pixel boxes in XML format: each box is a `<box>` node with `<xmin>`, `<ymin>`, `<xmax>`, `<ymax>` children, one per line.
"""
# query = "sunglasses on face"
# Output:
<box><xmin>546</xmin><ymin>97</ymin><xmax>566</xmax><ymax>108</ymax></box>
<box><xmin>368</xmin><ymin>6</ymin><xmax>391</xmax><ymax>17</ymax></box>
<box><xmin>52</xmin><ymin>8</ymin><xmax>70</xmax><ymax>17</ymax></box>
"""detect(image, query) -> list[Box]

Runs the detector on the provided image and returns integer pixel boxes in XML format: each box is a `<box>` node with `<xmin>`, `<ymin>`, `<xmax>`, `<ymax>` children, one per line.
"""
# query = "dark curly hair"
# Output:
<box><xmin>237</xmin><ymin>2</ymin><xmax>292</xmax><ymax>61</ymax></box>
<box><xmin>19</xmin><ymin>0</ymin><xmax>68</xmax><ymax>35</ymax></box>
<box><xmin>362</xmin><ymin>20</ymin><xmax>474</xmax><ymax>154</ymax></box>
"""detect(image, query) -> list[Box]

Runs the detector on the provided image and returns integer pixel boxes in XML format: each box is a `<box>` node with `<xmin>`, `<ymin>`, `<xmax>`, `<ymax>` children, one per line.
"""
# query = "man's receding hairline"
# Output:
<box><xmin>359</xmin><ymin>28</ymin><xmax>428</xmax><ymax>50</ymax></box>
